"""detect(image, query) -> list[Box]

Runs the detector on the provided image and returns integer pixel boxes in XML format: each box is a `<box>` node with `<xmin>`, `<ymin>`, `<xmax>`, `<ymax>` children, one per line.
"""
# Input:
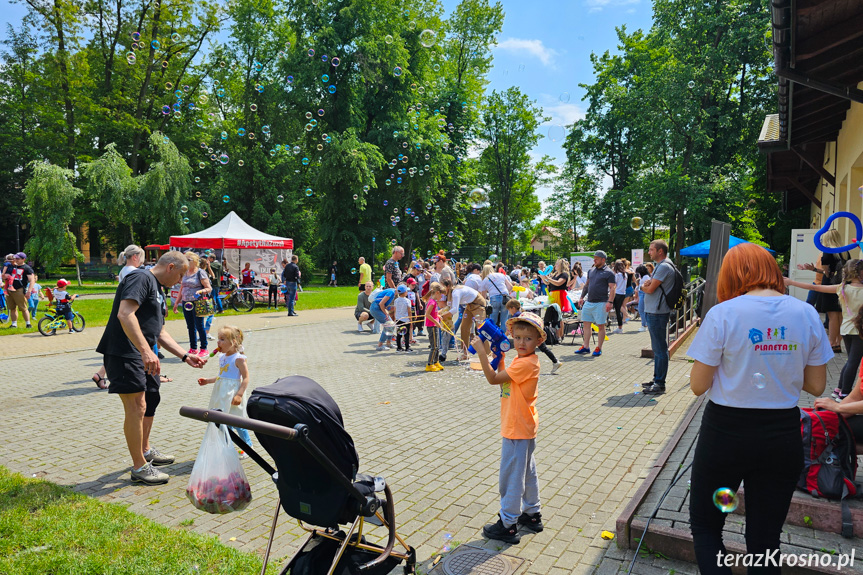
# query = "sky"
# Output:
<box><xmin>0</xmin><ymin>0</ymin><xmax>653</xmax><ymax>204</ymax></box>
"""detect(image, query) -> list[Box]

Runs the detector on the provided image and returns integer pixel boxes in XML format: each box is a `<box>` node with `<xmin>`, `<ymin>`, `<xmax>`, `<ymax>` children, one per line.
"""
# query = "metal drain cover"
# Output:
<box><xmin>438</xmin><ymin>545</ymin><xmax>523</xmax><ymax>575</ymax></box>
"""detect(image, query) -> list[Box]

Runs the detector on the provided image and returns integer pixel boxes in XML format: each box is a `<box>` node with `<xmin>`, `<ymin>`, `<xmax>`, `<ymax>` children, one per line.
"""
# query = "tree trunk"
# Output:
<box><xmin>49</xmin><ymin>0</ymin><xmax>76</xmax><ymax>170</ymax></box>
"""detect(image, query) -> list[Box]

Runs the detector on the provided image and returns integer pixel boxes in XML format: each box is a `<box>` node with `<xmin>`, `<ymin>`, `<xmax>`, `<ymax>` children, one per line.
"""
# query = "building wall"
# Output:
<box><xmin>814</xmin><ymin>90</ymin><xmax>863</xmax><ymax>259</ymax></box>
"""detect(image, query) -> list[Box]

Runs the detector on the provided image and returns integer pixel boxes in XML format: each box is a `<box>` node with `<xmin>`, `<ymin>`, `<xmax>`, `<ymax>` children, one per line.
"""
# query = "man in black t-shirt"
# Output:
<box><xmin>96</xmin><ymin>251</ymin><xmax>207</xmax><ymax>485</ymax></box>
<box><xmin>6</xmin><ymin>252</ymin><xmax>36</xmax><ymax>329</ymax></box>
<box><xmin>576</xmin><ymin>251</ymin><xmax>616</xmax><ymax>357</ymax></box>
<box><xmin>281</xmin><ymin>255</ymin><xmax>300</xmax><ymax>316</ymax></box>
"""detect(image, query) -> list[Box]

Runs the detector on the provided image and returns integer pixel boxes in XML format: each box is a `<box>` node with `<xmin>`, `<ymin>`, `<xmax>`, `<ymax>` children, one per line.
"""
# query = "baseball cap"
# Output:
<box><xmin>15</xmin><ymin>252</ymin><xmax>26</xmax><ymax>260</ymax></box>
<box><xmin>506</xmin><ymin>311</ymin><xmax>546</xmax><ymax>344</ymax></box>
<box><xmin>594</xmin><ymin>250</ymin><xmax>607</xmax><ymax>259</ymax></box>
<box><xmin>56</xmin><ymin>278</ymin><xmax>70</xmax><ymax>289</ymax></box>
<box><xmin>405</xmin><ymin>277</ymin><xmax>416</xmax><ymax>285</ymax></box>
<box><xmin>413</xmin><ymin>263</ymin><xmax>422</xmax><ymax>269</ymax></box>
<box><xmin>397</xmin><ymin>285</ymin><xmax>407</xmax><ymax>293</ymax></box>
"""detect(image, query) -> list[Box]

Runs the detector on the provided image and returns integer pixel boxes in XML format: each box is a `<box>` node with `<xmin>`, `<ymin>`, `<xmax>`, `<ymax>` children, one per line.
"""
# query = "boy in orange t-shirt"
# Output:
<box><xmin>471</xmin><ymin>311</ymin><xmax>544</xmax><ymax>544</ymax></box>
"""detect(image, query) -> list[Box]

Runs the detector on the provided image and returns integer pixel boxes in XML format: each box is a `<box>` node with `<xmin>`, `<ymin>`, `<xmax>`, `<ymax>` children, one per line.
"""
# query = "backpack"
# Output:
<box><xmin>798</xmin><ymin>408</ymin><xmax>859</xmax><ymax>538</ymax></box>
<box><xmin>657</xmin><ymin>260</ymin><xmax>686</xmax><ymax>310</ymax></box>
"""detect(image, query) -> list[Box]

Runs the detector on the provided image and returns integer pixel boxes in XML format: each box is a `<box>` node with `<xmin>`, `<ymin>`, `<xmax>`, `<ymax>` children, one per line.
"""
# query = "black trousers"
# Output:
<box><xmin>839</xmin><ymin>335</ymin><xmax>863</xmax><ymax>395</ymax></box>
<box><xmin>268</xmin><ymin>285</ymin><xmax>279</xmax><ymax>307</ymax></box>
<box><xmin>690</xmin><ymin>401</ymin><xmax>802</xmax><ymax>575</ymax></box>
<box><xmin>613</xmin><ymin>293</ymin><xmax>626</xmax><ymax>328</ymax></box>
<box><xmin>537</xmin><ymin>342</ymin><xmax>556</xmax><ymax>363</ymax></box>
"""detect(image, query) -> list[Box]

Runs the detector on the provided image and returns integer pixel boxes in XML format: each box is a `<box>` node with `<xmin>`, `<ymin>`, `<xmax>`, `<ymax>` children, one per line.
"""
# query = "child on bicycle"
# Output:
<box><xmin>53</xmin><ymin>278</ymin><xmax>77</xmax><ymax>334</ymax></box>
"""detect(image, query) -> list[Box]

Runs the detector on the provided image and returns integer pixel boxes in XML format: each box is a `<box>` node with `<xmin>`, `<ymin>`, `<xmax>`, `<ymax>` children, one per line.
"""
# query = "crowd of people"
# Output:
<box><xmin>350</xmin><ymin>241</ymin><xmax>678</xmax><ymax>393</ymax></box>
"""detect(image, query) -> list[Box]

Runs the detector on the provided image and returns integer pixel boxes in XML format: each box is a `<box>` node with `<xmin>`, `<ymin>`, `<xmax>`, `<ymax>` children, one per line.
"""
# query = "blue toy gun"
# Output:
<box><xmin>468</xmin><ymin>319</ymin><xmax>512</xmax><ymax>370</ymax></box>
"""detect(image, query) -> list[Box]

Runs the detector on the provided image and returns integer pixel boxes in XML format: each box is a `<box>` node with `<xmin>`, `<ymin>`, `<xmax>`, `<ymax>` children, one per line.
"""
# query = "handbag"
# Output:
<box><xmin>194</xmin><ymin>295</ymin><xmax>214</xmax><ymax>317</ymax></box>
<box><xmin>485</xmin><ymin>275</ymin><xmax>509</xmax><ymax>315</ymax></box>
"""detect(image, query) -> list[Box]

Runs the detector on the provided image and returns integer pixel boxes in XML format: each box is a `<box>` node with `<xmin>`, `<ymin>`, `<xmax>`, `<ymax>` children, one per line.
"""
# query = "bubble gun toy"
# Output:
<box><xmin>468</xmin><ymin>319</ymin><xmax>511</xmax><ymax>370</ymax></box>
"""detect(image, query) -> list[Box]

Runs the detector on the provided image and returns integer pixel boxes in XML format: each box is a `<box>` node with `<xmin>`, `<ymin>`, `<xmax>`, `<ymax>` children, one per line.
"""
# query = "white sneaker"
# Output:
<box><xmin>376</xmin><ymin>345</ymin><xmax>386</xmax><ymax>351</ymax></box>
<box><xmin>551</xmin><ymin>362</ymin><xmax>562</xmax><ymax>374</ymax></box>
<box><xmin>358</xmin><ymin>324</ymin><xmax>364</xmax><ymax>332</ymax></box>
<box><xmin>612</xmin><ymin>328</ymin><xmax>623</xmax><ymax>334</ymax></box>
<box><xmin>638</xmin><ymin>327</ymin><xmax>647</xmax><ymax>332</ymax></box>
<box><xmin>207</xmin><ymin>334</ymin><xmax>215</xmax><ymax>340</ymax></box>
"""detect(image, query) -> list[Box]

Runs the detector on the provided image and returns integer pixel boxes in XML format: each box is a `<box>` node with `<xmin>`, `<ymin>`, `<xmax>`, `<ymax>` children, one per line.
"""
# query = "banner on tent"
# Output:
<box><xmin>632</xmin><ymin>249</ymin><xmax>644</xmax><ymax>266</ymax></box>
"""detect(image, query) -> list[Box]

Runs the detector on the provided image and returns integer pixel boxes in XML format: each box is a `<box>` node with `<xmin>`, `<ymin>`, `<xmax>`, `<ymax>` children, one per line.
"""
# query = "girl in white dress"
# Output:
<box><xmin>198</xmin><ymin>325</ymin><xmax>252</xmax><ymax>456</ymax></box>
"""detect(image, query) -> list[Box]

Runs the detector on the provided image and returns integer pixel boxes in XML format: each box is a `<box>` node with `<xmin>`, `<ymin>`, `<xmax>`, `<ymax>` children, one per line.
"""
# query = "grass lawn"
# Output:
<box><xmin>1</xmin><ymin>286</ymin><xmax>359</xmax><ymax>336</ymax></box>
<box><xmin>0</xmin><ymin>466</ymin><xmax>281</xmax><ymax>574</ymax></box>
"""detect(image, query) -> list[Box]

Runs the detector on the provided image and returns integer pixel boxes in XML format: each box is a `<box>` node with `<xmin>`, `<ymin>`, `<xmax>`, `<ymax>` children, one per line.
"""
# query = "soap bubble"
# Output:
<box><xmin>222</xmin><ymin>195</ymin><xmax>230</xmax><ymax>203</ymax></box>
<box><xmin>182</xmin><ymin>217</ymin><xmax>189</xmax><ymax>225</ymax></box>
<box><xmin>328</xmin><ymin>85</ymin><xmax>337</xmax><ymax>94</ymax></box>
<box><xmin>332</xmin><ymin>57</ymin><xmax>340</xmax><ymax>67</ymax></box>
<box><xmin>131</xmin><ymin>31</ymin><xmax>141</xmax><ymax>41</ymax></box>
<box><xmin>305</xmin><ymin>188</ymin><xmax>313</xmax><ymax>196</ymax></box>
<box><xmin>180</xmin><ymin>205</ymin><xmax>189</xmax><ymax>213</ymax></box>
<box><xmin>198</xmin><ymin>162</ymin><xmax>206</xmax><ymax>169</ymax></box>
<box><xmin>429</xmin><ymin>227</ymin><xmax>435</xmax><ymax>234</ymax></box>
<box><xmin>151</xmin><ymin>40</ymin><xmax>161</xmax><ymax>51</ymax></box>
<box><xmin>221</xmin><ymin>131</ymin><xmax>227</xmax><ymax>140</ymax></box>
<box><xmin>548</xmin><ymin>124</ymin><xmax>565</xmax><ymax>142</ymax></box>
<box><xmin>393</xmin><ymin>66</ymin><xmax>403</xmax><ymax>77</ymax></box>
<box><xmin>126</xmin><ymin>52</ymin><xmax>136</xmax><ymax>64</ymax></box>
<box><xmin>383</xmin><ymin>200</ymin><xmax>389</xmax><ymax>206</ymax></box>
<box><xmin>219</xmin><ymin>154</ymin><xmax>229</xmax><ymax>165</ymax></box>
<box><xmin>238</xmin><ymin>160</ymin><xmax>244</xmax><ymax>167</ymax></box>
<box><xmin>385</xmin><ymin>35</ymin><xmax>393</xmax><ymax>44</ymax></box>
<box><xmin>353</xmin><ymin>194</ymin><xmax>359</xmax><ymax>200</ymax></box>
<box><xmin>447</xmin><ymin>231</ymin><xmax>454</xmax><ymax>238</ymax></box>
<box><xmin>420</xmin><ymin>29</ymin><xmax>437</xmax><ymax>48</ymax></box>
<box><xmin>237</xmin><ymin>128</ymin><xmax>246</xmax><ymax>137</ymax></box>
<box><xmin>362</xmin><ymin>185</ymin><xmax>370</xmax><ymax>192</ymax></box>
<box><xmin>630</xmin><ymin>217</ymin><xmax>644</xmax><ymax>231</ymax></box>
<box><xmin>560</xmin><ymin>92</ymin><xmax>571</xmax><ymax>103</ymax></box>
<box><xmin>460</xmin><ymin>184</ymin><xmax>468</xmax><ymax>194</ymax></box>
<box><xmin>321</xmin><ymin>74</ymin><xmax>329</xmax><ymax>82</ymax></box>
<box><xmin>171</xmin><ymin>32</ymin><xmax>181</xmax><ymax>42</ymax></box>
<box><xmin>441</xmin><ymin>533</ymin><xmax>453</xmax><ymax>552</ymax></box>
<box><xmin>184</xmin><ymin>301</ymin><xmax>194</xmax><ymax>311</ymax></box>
<box><xmin>161</xmin><ymin>105</ymin><xmax>171</xmax><ymax>115</ymax></box>
<box><xmin>261</xmin><ymin>125</ymin><xmax>270</xmax><ymax>134</ymax></box>
<box><xmin>321</xmin><ymin>54</ymin><xmax>328</xmax><ymax>63</ymax></box>
<box><xmin>307</xmin><ymin>48</ymin><xmax>315</xmax><ymax>57</ymax></box>
<box><xmin>468</xmin><ymin>188</ymin><xmax>489</xmax><ymax>209</ymax></box>
<box><xmin>250</xmin><ymin>103</ymin><xmax>258</xmax><ymax>112</ymax></box>
<box><xmin>317</xmin><ymin>109</ymin><xmax>325</xmax><ymax>116</ymax></box>
<box><xmin>302</xmin><ymin>157</ymin><xmax>310</xmax><ymax>165</ymax></box>
<box><xmin>202</xmin><ymin>212</ymin><xmax>208</xmax><ymax>218</ymax></box>
<box><xmin>712</xmin><ymin>488</ymin><xmax>738</xmax><ymax>513</ymax></box>
<box><xmin>752</xmin><ymin>373</ymin><xmax>767</xmax><ymax>389</ymax></box>
<box><xmin>277</xmin><ymin>195</ymin><xmax>284</xmax><ymax>203</ymax></box>
<box><xmin>489</xmin><ymin>254</ymin><xmax>499</xmax><ymax>262</ymax></box>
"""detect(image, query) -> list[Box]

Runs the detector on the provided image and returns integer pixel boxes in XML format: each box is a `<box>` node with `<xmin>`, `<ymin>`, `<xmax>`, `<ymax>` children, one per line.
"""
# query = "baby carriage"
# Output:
<box><xmin>180</xmin><ymin>375</ymin><xmax>416</xmax><ymax>575</ymax></box>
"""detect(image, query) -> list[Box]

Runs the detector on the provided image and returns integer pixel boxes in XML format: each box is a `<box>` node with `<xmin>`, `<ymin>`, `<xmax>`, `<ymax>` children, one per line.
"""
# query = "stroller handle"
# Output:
<box><xmin>179</xmin><ymin>406</ymin><xmax>299</xmax><ymax>441</ymax></box>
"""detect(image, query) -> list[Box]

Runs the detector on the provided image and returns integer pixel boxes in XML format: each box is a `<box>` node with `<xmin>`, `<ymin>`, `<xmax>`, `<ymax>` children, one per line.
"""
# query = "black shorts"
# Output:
<box><xmin>104</xmin><ymin>353</ymin><xmax>160</xmax><ymax>395</ymax></box>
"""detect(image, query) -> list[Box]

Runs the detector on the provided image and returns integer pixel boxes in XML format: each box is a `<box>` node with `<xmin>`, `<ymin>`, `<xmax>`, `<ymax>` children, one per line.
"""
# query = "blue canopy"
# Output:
<box><xmin>679</xmin><ymin>235</ymin><xmax>775</xmax><ymax>258</ymax></box>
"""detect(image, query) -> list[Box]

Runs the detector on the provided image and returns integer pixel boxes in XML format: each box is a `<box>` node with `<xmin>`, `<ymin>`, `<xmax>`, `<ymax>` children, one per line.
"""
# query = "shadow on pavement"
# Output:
<box><xmin>602</xmin><ymin>393</ymin><xmax>662</xmax><ymax>408</ymax></box>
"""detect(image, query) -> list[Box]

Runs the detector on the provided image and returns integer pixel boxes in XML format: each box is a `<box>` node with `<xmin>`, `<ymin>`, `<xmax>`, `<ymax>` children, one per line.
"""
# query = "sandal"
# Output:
<box><xmin>160</xmin><ymin>375</ymin><xmax>173</xmax><ymax>383</ymax></box>
<box><xmin>92</xmin><ymin>374</ymin><xmax>108</xmax><ymax>390</ymax></box>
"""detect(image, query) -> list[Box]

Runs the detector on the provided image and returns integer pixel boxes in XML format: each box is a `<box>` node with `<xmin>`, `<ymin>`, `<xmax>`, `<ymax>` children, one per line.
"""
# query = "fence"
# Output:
<box><xmin>667</xmin><ymin>277</ymin><xmax>705</xmax><ymax>346</ymax></box>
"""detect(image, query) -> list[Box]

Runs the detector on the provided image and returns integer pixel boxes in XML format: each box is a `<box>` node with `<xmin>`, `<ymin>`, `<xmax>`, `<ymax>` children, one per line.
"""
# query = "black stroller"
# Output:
<box><xmin>180</xmin><ymin>375</ymin><xmax>417</xmax><ymax>575</ymax></box>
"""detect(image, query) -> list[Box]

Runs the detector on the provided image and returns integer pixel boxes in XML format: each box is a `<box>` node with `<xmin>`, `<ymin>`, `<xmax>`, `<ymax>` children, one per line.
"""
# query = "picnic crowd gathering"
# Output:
<box><xmin>6</xmin><ymin>234</ymin><xmax>863</xmax><ymax>574</ymax></box>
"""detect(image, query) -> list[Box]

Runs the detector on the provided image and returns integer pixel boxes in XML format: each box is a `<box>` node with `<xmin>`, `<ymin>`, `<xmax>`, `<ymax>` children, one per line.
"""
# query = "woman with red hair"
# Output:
<box><xmin>686</xmin><ymin>243</ymin><xmax>832</xmax><ymax>574</ymax></box>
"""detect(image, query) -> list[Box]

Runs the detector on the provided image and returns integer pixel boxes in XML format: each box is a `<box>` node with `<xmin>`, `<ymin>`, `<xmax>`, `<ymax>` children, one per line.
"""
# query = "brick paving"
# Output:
<box><xmin>0</xmin><ymin>310</ymin><xmax>699</xmax><ymax>573</ymax></box>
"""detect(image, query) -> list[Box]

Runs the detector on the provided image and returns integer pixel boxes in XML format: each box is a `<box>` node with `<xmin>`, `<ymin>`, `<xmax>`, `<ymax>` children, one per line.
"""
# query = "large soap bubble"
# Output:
<box><xmin>468</xmin><ymin>187</ymin><xmax>490</xmax><ymax>209</ymax></box>
<box><xmin>419</xmin><ymin>29</ymin><xmax>437</xmax><ymax>48</ymax></box>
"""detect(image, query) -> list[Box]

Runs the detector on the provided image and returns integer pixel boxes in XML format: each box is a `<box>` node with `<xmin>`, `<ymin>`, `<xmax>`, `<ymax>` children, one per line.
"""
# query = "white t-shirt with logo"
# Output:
<box><xmin>687</xmin><ymin>294</ymin><xmax>833</xmax><ymax>409</ymax></box>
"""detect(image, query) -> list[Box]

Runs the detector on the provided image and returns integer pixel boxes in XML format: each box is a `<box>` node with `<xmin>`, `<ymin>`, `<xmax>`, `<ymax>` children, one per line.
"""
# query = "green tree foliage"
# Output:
<box><xmin>23</xmin><ymin>161</ymin><xmax>85</xmax><ymax>282</ymax></box>
<box><xmin>567</xmin><ymin>0</ymin><xmax>804</xmax><ymax>261</ymax></box>
<box><xmin>476</xmin><ymin>87</ymin><xmax>547</xmax><ymax>262</ymax></box>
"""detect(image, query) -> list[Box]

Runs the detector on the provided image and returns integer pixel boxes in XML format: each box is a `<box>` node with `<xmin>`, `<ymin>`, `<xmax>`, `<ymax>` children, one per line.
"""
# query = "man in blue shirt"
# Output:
<box><xmin>639</xmin><ymin>240</ymin><xmax>674</xmax><ymax>394</ymax></box>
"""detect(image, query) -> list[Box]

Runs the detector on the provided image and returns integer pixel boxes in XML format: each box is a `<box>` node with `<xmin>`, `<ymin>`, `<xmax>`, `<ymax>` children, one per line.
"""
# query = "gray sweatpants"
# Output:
<box><xmin>499</xmin><ymin>437</ymin><xmax>541</xmax><ymax>527</ymax></box>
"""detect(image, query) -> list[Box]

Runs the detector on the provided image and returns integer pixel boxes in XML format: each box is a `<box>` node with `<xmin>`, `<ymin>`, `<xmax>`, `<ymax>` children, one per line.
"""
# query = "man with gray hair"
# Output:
<box><xmin>576</xmin><ymin>250</ymin><xmax>616</xmax><ymax>357</ymax></box>
<box><xmin>385</xmin><ymin>246</ymin><xmax>404</xmax><ymax>288</ymax></box>
<box><xmin>97</xmin><ymin>251</ymin><xmax>207</xmax><ymax>485</ymax></box>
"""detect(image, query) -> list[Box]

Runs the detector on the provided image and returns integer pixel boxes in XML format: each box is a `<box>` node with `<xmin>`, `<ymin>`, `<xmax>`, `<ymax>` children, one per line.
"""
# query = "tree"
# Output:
<box><xmin>80</xmin><ymin>143</ymin><xmax>137</xmax><ymax>243</ymax></box>
<box><xmin>545</xmin><ymin>152</ymin><xmax>598</xmax><ymax>253</ymax></box>
<box><xmin>476</xmin><ymin>87</ymin><xmax>546</xmax><ymax>262</ymax></box>
<box><xmin>23</xmin><ymin>161</ymin><xmax>84</xmax><ymax>283</ymax></box>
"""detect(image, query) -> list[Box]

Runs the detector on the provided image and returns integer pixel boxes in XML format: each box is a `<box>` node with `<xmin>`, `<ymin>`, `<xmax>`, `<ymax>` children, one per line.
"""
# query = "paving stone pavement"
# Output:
<box><xmin>0</xmin><ymin>310</ymin><xmax>698</xmax><ymax>573</ymax></box>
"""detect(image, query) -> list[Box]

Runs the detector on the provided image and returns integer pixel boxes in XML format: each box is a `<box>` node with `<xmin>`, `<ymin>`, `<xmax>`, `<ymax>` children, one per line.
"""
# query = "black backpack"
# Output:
<box><xmin>657</xmin><ymin>260</ymin><xmax>686</xmax><ymax>310</ymax></box>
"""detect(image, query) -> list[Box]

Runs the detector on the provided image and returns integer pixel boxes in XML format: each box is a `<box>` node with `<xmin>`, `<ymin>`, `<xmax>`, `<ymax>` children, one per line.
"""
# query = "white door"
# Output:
<box><xmin>788</xmin><ymin>229</ymin><xmax>820</xmax><ymax>302</ymax></box>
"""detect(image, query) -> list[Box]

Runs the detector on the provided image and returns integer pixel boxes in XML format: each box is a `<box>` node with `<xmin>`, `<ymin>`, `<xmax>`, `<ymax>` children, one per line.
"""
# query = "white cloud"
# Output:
<box><xmin>544</xmin><ymin>102</ymin><xmax>585</xmax><ymax>126</ymax></box>
<box><xmin>495</xmin><ymin>38</ymin><xmax>560</xmax><ymax>68</ymax></box>
<box><xmin>585</xmin><ymin>0</ymin><xmax>640</xmax><ymax>14</ymax></box>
